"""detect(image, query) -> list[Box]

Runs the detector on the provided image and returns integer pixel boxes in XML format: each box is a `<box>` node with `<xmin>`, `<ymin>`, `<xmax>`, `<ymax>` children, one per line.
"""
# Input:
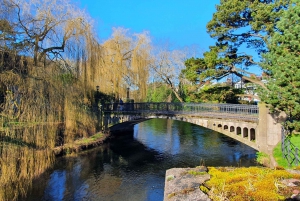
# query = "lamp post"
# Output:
<box><xmin>126</xmin><ymin>87</ymin><xmax>130</xmax><ymax>101</ymax></box>
<box><xmin>95</xmin><ymin>85</ymin><xmax>102</xmax><ymax>130</ymax></box>
<box><xmin>95</xmin><ymin>85</ymin><xmax>100</xmax><ymax>107</ymax></box>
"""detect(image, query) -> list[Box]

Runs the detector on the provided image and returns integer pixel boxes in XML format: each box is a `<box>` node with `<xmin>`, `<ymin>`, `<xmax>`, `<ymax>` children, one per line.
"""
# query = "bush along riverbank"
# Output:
<box><xmin>164</xmin><ymin>166</ymin><xmax>300</xmax><ymax>201</ymax></box>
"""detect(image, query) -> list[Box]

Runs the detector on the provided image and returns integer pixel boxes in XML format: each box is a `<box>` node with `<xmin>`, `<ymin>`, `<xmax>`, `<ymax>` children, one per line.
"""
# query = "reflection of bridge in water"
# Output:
<box><xmin>102</xmin><ymin>102</ymin><xmax>285</xmax><ymax>155</ymax></box>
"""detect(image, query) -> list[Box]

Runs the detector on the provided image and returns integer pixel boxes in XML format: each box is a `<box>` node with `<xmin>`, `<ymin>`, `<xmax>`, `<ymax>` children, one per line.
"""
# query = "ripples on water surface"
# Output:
<box><xmin>25</xmin><ymin>119</ymin><xmax>258</xmax><ymax>201</ymax></box>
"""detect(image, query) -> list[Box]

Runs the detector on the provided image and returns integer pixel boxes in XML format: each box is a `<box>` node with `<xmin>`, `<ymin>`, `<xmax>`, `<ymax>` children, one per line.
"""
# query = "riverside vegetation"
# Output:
<box><xmin>0</xmin><ymin>0</ymin><xmax>153</xmax><ymax>200</ymax></box>
<box><xmin>202</xmin><ymin>166</ymin><xmax>300</xmax><ymax>201</ymax></box>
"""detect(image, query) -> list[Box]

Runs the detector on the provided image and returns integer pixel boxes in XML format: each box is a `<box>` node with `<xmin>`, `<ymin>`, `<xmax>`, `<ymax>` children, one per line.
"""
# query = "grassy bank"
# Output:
<box><xmin>53</xmin><ymin>132</ymin><xmax>108</xmax><ymax>156</ymax></box>
<box><xmin>273</xmin><ymin>134</ymin><xmax>300</xmax><ymax>169</ymax></box>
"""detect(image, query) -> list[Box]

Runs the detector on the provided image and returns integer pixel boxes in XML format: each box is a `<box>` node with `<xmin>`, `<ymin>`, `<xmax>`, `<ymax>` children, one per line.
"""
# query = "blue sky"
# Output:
<box><xmin>74</xmin><ymin>0</ymin><xmax>220</xmax><ymax>52</ymax></box>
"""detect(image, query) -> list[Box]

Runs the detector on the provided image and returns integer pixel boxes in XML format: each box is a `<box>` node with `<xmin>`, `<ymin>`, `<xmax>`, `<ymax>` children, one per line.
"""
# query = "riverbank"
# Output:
<box><xmin>53</xmin><ymin>118</ymin><xmax>148</xmax><ymax>156</ymax></box>
<box><xmin>51</xmin><ymin>129</ymin><xmax>300</xmax><ymax>200</ymax></box>
<box><xmin>53</xmin><ymin>132</ymin><xmax>109</xmax><ymax>156</ymax></box>
<box><xmin>50</xmin><ymin>119</ymin><xmax>300</xmax><ymax>200</ymax></box>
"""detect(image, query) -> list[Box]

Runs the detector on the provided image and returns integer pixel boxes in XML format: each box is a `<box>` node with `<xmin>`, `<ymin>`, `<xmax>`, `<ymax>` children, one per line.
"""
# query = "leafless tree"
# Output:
<box><xmin>2</xmin><ymin>0</ymin><xmax>94</xmax><ymax>66</ymax></box>
<box><xmin>150</xmin><ymin>44</ymin><xmax>189</xmax><ymax>102</ymax></box>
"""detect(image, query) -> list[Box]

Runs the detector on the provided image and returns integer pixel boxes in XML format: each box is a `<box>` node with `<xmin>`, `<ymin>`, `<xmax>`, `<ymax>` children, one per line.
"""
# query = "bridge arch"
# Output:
<box><xmin>104</xmin><ymin>113</ymin><xmax>260</xmax><ymax>151</ymax></box>
<box><xmin>243</xmin><ymin>127</ymin><xmax>249</xmax><ymax>138</ymax></box>
<box><xmin>103</xmin><ymin>102</ymin><xmax>286</xmax><ymax>156</ymax></box>
<box><xmin>236</xmin><ymin>127</ymin><xmax>241</xmax><ymax>135</ymax></box>
<box><xmin>250</xmin><ymin>128</ymin><xmax>256</xmax><ymax>141</ymax></box>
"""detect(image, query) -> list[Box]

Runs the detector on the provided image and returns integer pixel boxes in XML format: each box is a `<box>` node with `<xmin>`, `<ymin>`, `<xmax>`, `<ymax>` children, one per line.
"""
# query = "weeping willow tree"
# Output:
<box><xmin>131</xmin><ymin>33</ymin><xmax>151</xmax><ymax>101</ymax></box>
<box><xmin>99</xmin><ymin>28</ymin><xmax>151</xmax><ymax>101</ymax></box>
<box><xmin>0</xmin><ymin>0</ymin><xmax>101</xmax><ymax>200</ymax></box>
<box><xmin>0</xmin><ymin>0</ymin><xmax>153</xmax><ymax>199</ymax></box>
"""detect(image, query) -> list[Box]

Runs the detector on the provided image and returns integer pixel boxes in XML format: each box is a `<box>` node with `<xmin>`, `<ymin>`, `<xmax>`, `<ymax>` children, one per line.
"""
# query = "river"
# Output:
<box><xmin>25</xmin><ymin>118</ymin><xmax>258</xmax><ymax>201</ymax></box>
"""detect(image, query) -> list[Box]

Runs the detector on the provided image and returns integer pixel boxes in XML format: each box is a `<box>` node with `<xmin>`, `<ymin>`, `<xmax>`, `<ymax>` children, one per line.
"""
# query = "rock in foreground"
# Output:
<box><xmin>164</xmin><ymin>167</ymin><xmax>211</xmax><ymax>201</ymax></box>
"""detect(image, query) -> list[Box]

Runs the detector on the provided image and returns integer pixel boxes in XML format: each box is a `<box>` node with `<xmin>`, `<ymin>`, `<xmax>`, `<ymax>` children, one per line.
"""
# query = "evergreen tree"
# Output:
<box><xmin>261</xmin><ymin>0</ymin><xmax>300</xmax><ymax>130</ymax></box>
<box><xmin>183</xmin><ymin>0</ymin><xmax>290</xmax><ymax>88</ymax></box>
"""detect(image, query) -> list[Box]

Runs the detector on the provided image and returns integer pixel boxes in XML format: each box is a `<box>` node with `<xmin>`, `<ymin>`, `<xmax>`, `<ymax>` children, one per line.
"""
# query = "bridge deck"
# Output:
<box><xmin>103</xmin><ymin>102</ymin><xmax>259</xmax><ymax>122</ymax></box>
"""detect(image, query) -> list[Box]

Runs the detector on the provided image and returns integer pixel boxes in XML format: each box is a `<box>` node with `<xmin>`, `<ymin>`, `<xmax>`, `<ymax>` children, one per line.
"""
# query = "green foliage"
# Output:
<box><xmin>196</xmin><ymin>85</ymin><xmax>241</xmax><ymax>103</ymax></box>
<box><xmin>256</xmin><ymin>152</ymin><xmax>270</xmax><ymax>166</ymax></box>
<box><xmin>167</xmin><ymin>192</ymin><xmax>176</xmax><ymax>199</ymax></box>
<box><xmin>187</xmin><ymin>170</ymin><xmax>206</xmax><ymax>176</ymax></box>
<box><xmin>273</xmin><ymin>144</ymin><xmax>290</xmax><ymax>169</ymax></box>
<box><xmin>146</xmin><ymin>83</ymin><xmax>173</xmax><ymax>102</ymax></box>
<box><xmin>199</xmin><ymin>185</ymin><xmax>209</xmax><ymax>194</ymax></box>
<box><xmin>56</xmin><ymin>73</ymin><xmax>76</xmax><ymax>85</ymax></box>
<box><xmin>291</xmin><ymin>133</ymin><xmax>300</xmax><ymax>146</ymax></box>
<box><xmin>273</xmin><ymin>134</ymin><xmax>300</xmax><ymax>169</ymax></box>
<box><xmin>260</xmin><ymin>1</ymin><xmax>300</xmax><ymax>130</ymax></box>
<box><xmin>183</xmin><ymin>57</ymin><xmax>207</xmax><ymax>84</ymax></box>
<box><xmin>183</xmin><ymin>0</ymin><xmax>290</xmax><ymax>90</ymax></box>
<box><xmin>178</xmin><ymin>82</ymin><xmax>198</xmax><ymax>103</ymax></box>
<box><xmin>166</xmin><ymin>175</ymin><xmax>175</xmax><ymax>181</ymax></box>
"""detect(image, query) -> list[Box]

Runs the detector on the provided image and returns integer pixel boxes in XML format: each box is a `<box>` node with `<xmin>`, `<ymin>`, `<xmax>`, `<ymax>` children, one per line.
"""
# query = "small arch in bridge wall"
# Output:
<box><xmin>230</xmin><ymin>126</ymin><xmax>235</xmax><ymax>132</ymax></box>
<box><xmin>243</xmin><ymin>127</ymin><xmax>249</xmax><ymax>138</ymax></box>
<box><xmin>218</xmin><ymin>124</ymin><xmax>222</xmax><ymax>128</ymax></box>
<box><xmin>250</xmin><ymin>128</ymin><xmax>256</xmax><ymax>141</ymax></box>
<box><xmin>236</xmin><ymin>127</ymin><xmax>241</xmax><ymax>135</ymax></box>
<box><xmin>224</xmin><ymin>125</ymin><xmax>228</xmax><ymax>130</ymax></box>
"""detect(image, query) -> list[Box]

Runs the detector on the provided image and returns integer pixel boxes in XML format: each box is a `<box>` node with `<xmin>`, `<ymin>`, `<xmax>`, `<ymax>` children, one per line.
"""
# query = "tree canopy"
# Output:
<box><xmin>182</xmin><ymin>0</ymin><xmax>290</xmax><ymax>88</ymax></box>
<box><xmin>260</xmin><ymin>0</ymin><xmax>300</xmax><ymax>130</ymax></box>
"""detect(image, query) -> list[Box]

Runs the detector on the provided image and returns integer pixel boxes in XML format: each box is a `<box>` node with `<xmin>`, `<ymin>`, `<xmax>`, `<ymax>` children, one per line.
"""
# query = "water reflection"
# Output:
<box><xmin>43</xmin><ymin>170</ymin><xmax>66</xmax><ymax>200</ymax></box>
<box><xmin>25</xmin><ymin>118</ymin><xmax>258</xmax><ymax>201</ymax></box>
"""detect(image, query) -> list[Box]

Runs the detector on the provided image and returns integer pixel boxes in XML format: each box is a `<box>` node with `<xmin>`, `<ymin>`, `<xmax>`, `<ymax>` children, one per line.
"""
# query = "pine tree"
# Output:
<box><xmin>182</xmin><ymin>0</ymin><xmax>290</xmax><ymax>88</ymax></box>
<box><xmin>261</xmin><ymin>0</ymin><xmax>300</xmax><ymax>130</ymax></box>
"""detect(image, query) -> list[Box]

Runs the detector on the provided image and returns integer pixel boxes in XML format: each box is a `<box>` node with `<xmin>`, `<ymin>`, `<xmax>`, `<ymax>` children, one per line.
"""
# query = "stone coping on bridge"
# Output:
<box><xmin>104</xmin><ymin>111</ymin><xmax>259</xmax><ymax>123</ymax></box>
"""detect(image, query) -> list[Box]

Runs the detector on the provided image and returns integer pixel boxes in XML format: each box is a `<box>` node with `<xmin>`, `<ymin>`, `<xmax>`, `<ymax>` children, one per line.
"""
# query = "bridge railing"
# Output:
<box><xmin>103</xmin><ymin>102</ymin><xmax>259</xmax><ymax>122</ymax></box>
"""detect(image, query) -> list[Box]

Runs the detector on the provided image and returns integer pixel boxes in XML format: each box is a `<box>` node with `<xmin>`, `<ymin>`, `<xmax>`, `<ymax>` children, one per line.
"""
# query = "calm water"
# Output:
<box><xmin>25</xmin><ymin>119</ymin><xmax>258</xmax><ymax>201</ymax></box>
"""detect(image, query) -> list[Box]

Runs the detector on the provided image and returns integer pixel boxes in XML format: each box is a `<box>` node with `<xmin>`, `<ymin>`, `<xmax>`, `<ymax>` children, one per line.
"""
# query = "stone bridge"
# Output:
<box><xmin>102</xmin><ymin>102</ymin><xmax>286</xmax><ymax>154</ymax></box>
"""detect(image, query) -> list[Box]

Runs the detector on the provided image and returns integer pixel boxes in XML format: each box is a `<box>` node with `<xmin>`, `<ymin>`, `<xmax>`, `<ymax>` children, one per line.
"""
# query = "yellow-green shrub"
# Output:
<box><xmin>205</xmin><ymin>167</ymin><xmax>299</xmax><ymax>201</ymax></box>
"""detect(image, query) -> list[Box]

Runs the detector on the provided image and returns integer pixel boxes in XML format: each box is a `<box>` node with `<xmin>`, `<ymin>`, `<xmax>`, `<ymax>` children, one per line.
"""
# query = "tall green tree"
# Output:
<box><xmin>183</xmin><ymin>0</ymin><xmax>290</xmax><ymax>88</ymax></box>
<box><xmin>260</xmin><ymin>0</ymin><xmax>300</xmax><ymax>130</ymax></box>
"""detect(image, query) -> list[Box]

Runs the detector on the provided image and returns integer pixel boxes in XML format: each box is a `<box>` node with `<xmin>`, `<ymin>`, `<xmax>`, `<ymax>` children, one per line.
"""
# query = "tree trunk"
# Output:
<box><xmin>169</xmin><ymin>86</ymin><xmax>183</xmax><ymax>102</ymax></box>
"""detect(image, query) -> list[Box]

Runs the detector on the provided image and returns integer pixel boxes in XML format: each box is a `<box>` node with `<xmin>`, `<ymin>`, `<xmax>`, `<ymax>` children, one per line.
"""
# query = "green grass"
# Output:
<box><xmin>273</xmin><ymin>144</ymin><xmax>289</xmax><ymax>168</ymax></box>
<box><xmin>187</xmin><ymin>170</ymin><xmax>207</xmax><ymax>176</ymax></box>
<box><xmin>74</xmin><ymin>132</ymin><xmax>104</xmax><ymax>146</ymax></box>
<box><xmin>273</xmin><ymin>134</ymin><xmax>300</xmax><ymax>169</ymax></box>
<box><xmin>291</xmin><ymin>133</ymin><xmax>300</xmax><ymax>146</ymax></box>
<box><xmin>60</xmin><ymin>132</ymin><xmax>105</xmax><ymax>155</ymax></box>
